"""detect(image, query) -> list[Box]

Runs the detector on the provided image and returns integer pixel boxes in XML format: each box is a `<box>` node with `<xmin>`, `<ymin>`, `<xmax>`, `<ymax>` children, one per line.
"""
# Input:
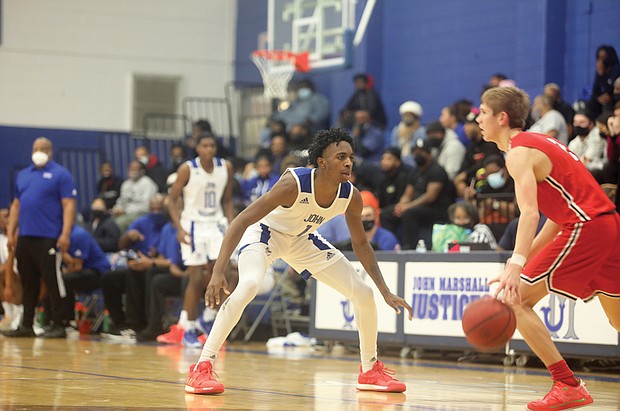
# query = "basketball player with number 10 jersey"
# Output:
<box><xmin>161</xmin><ymin>134</ymin><xmax>235</xmax><ymax>348</ymax></box>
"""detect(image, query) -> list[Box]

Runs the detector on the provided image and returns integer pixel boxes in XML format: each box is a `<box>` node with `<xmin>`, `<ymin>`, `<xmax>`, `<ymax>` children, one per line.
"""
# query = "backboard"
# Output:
<box><xmin>266</xmin><ymin>0</ymin><xmax>356</xmax><ymax>71</ymax></box>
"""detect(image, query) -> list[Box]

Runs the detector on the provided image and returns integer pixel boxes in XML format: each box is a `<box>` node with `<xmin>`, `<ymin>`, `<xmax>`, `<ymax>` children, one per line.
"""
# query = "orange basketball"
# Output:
<box><xmin>462</xmin><ymin>296</ymin><xmax>516</xmax><ymax>351</ymax></box>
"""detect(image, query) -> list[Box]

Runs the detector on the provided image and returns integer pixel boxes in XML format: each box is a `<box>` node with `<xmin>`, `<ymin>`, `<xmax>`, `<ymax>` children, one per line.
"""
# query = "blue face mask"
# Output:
<box><xmin>487</xmin><ymin>171</ymin><xmax>506</xmax><ymax>189</ymax></box>
<box><xmin>297</xmin><ymin>88</ymin><xmax>312</xmax><ymax>100</ymax></box>
<box><xmin>149</xmin><ymin>212</ymin><xmax>168</xmax><ymax>228</ymax></box>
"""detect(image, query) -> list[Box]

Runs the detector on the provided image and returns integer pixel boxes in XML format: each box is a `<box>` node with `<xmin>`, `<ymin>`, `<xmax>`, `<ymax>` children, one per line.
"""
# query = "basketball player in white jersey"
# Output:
<box><xmin>158</xmin><ymin>133</ymin><xmax>235</xmax><ymax>347</ymax></box>
<box><xmin>185</xmin><ymin>129</ymin><xmax>413</xmax><ymax>394</ymax></box>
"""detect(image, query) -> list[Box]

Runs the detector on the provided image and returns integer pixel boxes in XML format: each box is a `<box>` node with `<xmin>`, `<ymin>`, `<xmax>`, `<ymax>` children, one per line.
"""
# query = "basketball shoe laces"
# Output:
<box><xmin>368</xmin><ymin>361</ymin><xmax>397</xmax><ymax>380</ymax></box>
<box><xmin>191</xmin><ymin>362</ymin><xmax>219</xmax><ymax>384</ymax></box>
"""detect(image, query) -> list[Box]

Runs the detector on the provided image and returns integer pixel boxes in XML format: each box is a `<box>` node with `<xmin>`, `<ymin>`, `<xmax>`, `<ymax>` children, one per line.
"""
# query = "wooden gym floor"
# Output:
<box><xmin>1</xmin><ymin>336</ymin><xmax>619</xmax><ymax>410</ymax></box>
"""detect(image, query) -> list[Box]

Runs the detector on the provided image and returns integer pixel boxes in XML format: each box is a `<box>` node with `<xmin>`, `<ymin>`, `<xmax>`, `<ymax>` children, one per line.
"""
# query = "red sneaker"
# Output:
<box><xmin>527</xmin><ymin>379</ymin><xmax>593</xmax><ymax>411</ymax></box>
<box><xmin>157</xmin><ymin>324</ymin><xmax>184</xmax><ymax>345</ymax></box>
<box><xmin>357</xmin><ymin>361</ymin><xmax>406</xmax><ymax>393</ymax></box>
<box><xmin>185</xmin><ymin>361</ymin><xmax>224</xmax><ymax>395</ymax></box>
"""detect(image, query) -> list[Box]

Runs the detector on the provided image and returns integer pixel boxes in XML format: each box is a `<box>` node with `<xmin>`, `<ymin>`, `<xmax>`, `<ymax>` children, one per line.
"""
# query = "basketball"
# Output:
<box><xmin>462</xmin><ymin>296</ymin><xmax>516</xmax><ymax>351</ymax></box>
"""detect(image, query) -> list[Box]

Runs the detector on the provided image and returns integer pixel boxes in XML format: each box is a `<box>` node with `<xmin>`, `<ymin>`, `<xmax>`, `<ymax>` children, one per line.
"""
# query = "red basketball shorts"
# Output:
<box><xmin>521</xmin><ymin>212</ymin><xmax>620</xmax><ymax>301</ymax></box>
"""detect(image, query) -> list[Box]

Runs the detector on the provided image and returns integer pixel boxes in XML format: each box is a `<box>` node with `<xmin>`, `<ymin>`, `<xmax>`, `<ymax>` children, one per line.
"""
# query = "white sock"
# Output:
<box><xmin>2</xmin><ymin>302</ymin><xmax>13</xmax><ymax>318</ymax></box>
<box><xmin>11</xmin><ymin>305</ymin><xmax>24</xmax><ymax>330</ymax></box>
<box><xmin>202</xmin><ymin>307</ymin><xmax>218</xmax><ymax>323</ymax></box>
<box><xmin>178</xmin><ymin>310</ymin><xmax>189</xmax><ymax>329</ymax></box>
<box><xmin>361</xmin><ymin>355</ymin><xmax>377</xmax><ymax>373</ymax></box>
<box><xmin>185</xmin><ymin>320</ymin><xmax>197</xmax><ymax>331</ymax></box>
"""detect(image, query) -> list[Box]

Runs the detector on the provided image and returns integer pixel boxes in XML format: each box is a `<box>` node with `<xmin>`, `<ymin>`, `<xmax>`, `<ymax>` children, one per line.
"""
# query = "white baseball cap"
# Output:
<box><xmin>399</xmin><ymin>101</ymin><xmax>423</xmax><ymax>117</ymax></box>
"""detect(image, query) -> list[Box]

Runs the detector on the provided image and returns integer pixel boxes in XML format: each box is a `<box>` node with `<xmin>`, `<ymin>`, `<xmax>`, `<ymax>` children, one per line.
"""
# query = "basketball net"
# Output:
<box><xmin>251</xmin><ymin>50</ymin><xmax>310</xmax><ymax>100</ymax></box>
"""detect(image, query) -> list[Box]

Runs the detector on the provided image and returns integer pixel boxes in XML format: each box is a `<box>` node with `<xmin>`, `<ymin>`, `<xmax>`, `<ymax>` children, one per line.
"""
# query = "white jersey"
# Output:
<box><xmin>181</xmin><ymin>156</ymin><xmax>228</xmax><ymax>223</ymax></box>
<box><xmin>260</xmin><ymin>167</ymin><xmax>354</xmax><ymax>237</ymax></box>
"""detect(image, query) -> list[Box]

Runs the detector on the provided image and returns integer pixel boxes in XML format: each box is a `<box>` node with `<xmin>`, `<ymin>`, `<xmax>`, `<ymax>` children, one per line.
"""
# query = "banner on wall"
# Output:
<box><xmin>403</xmin><ymin>261</ymin><xmax>619</xmax><ymax>346</ymax></box>
<box><xmin>314</xmin><ymin>261</ymin><xmax>399</xmax><ymax>333</ymax></box>
<box><xmin>403</xmin><ymin>262</ymin><xmax>500</xmax><ymax>337</ymax></box>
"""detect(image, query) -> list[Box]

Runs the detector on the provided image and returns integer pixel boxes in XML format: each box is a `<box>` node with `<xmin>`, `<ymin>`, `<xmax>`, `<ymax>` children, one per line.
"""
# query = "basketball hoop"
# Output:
<box><xmin>250</xmin><ymin>50</ymin><xmax>310</xmax><ymax>100</ymax></box>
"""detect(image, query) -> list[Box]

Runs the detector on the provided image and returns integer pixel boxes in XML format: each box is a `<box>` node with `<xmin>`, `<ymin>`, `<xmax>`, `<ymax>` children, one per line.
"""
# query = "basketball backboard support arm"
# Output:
<box><xmin>267</xmin><ymin>0</ymin><xmax>358</xmax><ymax>71</ymax></box>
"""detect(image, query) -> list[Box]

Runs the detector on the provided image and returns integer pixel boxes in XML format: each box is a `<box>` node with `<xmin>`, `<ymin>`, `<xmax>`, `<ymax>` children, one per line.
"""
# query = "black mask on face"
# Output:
<box><xmin>414</xmin><ymin>154</ymin><xmax>428</xmax><ymax>167</ymax></box>
<box><xmin>362</xmin><ymin>220</ymin><xmax>375</xmax><ymax>231</ymax></box>
<box><xmin>573</xmin><ymin>126</ymin><xmax>590</xmax><ymax>137</ymax></box>
<box><xmin>427</xmin><ymin>137</ymin><xmax>442</xmax><ymax>148</ymax></box>
<box><xmin>91</xmin><ymin>210</ymin><xmax>106</xmax><ymax>220</ymax></box>
<box><xmin>600</xmin><ymin>131</ymin><xmax>608</xmax><ymax>139</ymax></box>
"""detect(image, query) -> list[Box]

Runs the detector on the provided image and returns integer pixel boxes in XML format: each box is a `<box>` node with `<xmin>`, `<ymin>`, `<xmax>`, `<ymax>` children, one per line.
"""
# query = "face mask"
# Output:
<box><xmin>600</xmin><ymin>131</ymin><xmax>608</xmax><ymax>139</ymax></box>
<box><xmin>32</xmin><ymin>151</ymin><xmax>49</xmax><ymax>167</ymax></box>
<box><xmin>128</xmin><ymin>171</ymin><xmax>141</xmax><ymax>181</ymax></box>
<box><xmin>138</xmin><ymin>156</ymin><xmax>149</xmax><ymax>165</ymax></box>
<box><xmin>362</xmin><ymin>220</ymin><xmax>375</xmax><ymax>231</ymax></box>
<box><xmin>101</xmin><ymin>172</ymin><xmax>111</xmax><ymax>178</ymax></box>
<box><xmin>487</xmin><ymin>171</ymin><xmax>506</xmax><ymax>189</ymax></box>
<box><xmin>297</xmin><ymin>88</ymin><xmax>312</xmax><ymax>100</ymax></box>
<box><xmin>172</xmin><ymin>156</ymin><xmax>184</xmax><ymax>166</ymax></box>
<box><xmin>427</xmin><ymin>138</ymin><xmax>442</xmax><ymax>148</ymax></box>
<box><xmin>91</xmin><ymin>210</ymin><xmax>106</xmax><ymax>219</ymax></box>
<box><xmin>402</xmin><ymin>118</ymin><xmax>416</xmax><ymax>126</ymax></box>
<box><xmin>531</xmin><ymin>109</ymin><xmax>542</xmax><ymax>121</ymax></box>
<box><xmin>573</xmin><ymin>126</ymin><xmax>590</xmax><ymax>137</ymax></box>
<box><xmin>290</xmin><ymin>134</ymin><xmax>306</xmax><ymax>144</ymax></box>
<box><xmin>414</xmin><ymin>154</ymin><xmax>428</xmax><ymax>167</ymax></box>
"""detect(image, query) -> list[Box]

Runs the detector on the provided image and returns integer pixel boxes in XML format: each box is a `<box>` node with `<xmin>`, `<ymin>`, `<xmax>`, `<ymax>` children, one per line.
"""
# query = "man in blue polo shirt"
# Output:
<box><xmin>4</xmin><ymin>137</ymin><xmax>77</xmax><ymax>338</ymax></box>
<box><xmin>61</xmin><ymin>225</ymin><xmax>111</xmax><ymax>329</ymax></box>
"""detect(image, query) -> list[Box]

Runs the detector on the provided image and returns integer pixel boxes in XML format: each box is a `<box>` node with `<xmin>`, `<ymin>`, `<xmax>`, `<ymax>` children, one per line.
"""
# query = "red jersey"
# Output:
<box><xmin>510</xmin><ymin>132</ymin><xmax>615</xmax><ymax>226</ymax></box>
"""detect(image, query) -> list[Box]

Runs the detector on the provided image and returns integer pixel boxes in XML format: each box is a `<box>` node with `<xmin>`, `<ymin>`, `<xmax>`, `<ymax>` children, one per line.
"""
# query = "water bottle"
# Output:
<box><xmin>415</xmin><ymin>239</ymin><xmax>427</xmax><ymax>253</ymax></box>
<box><xmin>102</xmin><ymin>310</ymin><xmax>111</xmax><ymax>333</ymax></box>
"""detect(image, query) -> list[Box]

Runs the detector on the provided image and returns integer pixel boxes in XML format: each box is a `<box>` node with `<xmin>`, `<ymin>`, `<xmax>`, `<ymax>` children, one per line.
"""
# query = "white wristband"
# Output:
<box><xmin>510</xmin><ymin>253</ymin><xmax>527</xmax><ymax>268</ymax></box>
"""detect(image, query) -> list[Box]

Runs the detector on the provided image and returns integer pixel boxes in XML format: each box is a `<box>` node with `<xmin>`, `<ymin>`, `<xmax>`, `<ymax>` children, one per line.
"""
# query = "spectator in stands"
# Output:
<box><xmin>168</xmin><ymin>143</ymin><xmax>187</xmax><ymax>177</ymax></box>
<box><xmin>473</xmin><ymin>155</ymin><xmax>517</xmax><ymax>239</ymax></box>
<box><xmin>606</xmin><ymin>102</ymin><xmax>620</xmax><ymax>211</ymax></box>
<box><xmin>241</xmin><ymin>151</ymin><xmax>279</xmax><ymax>207</ymax></box>
<box><xmin>488</xmin><ymin>73</ymin><xmax>508</xmax><ymax>88</ymax></box>
<box><xmin>136</xmin><ymin>221</ymin><xmax>186</xmax><ymax>342</ymax></box>
<box><xmin>319</xmin><ymin>191</ymin><xmax>400</xmax><ymax>251</ymax></box>
<box><xmin>376</xmin><ymin>147</ymin><xmax>409</xmax><ymax>214</ymax></box>
<box><xmin>270</xmin><ymin>133</ymin><xmax>290</xmax><ymax>174</ymax></box>
<box><xmin>587</xmin><ymin>45</ymin><xmax>620</xmax><ymax>118</ymax></box>
<box><xmin>425</xmin><ymin>121</ymin><xmax>466</xmax><ymax>180</ymax></box>
<box><xmin>1</xmin><ymin>208</ymin><xmax>23</xmax><ymax>332</ymax></box>
<box><xmin>342</xmin><ymin>73</ymin><xmax>387</xmax><ymax>129</ymax></box>
<box><xmin>543</xmin><ymin>83</ymin><xmax>575</xmax><ymax>137</ymax></box>
<box><xmin>448</xmin><ymin>201</ymin><xmax>497</xmax><ymax>249</ymax></box>
<box><xmin>96</xmin><ymin>161</ymin><xmax>123</xmax><ymax>210</ymax></box>
<box><xmin>135</xmin><ymin>146</ymin><xmax>167</xmax><ymax>193</ymax></box>
<box><xmin>60</xmin><ymin>224</ymin><xmax>111</xmax><ymax>333</ymax></box>
<box><xmin>112</xmin><ymin>160</ymin><xmax>158</xmax><ymax>232</ymax></box>
<box><xmin>288</xmin><ymin>123</ymin><xmax>313</xmax><ymax>152</ymax></box>
<box><xmin>440</xmin><ymin>104</ymin><xmax>468</xmax><ymax>147</ymax></box>
<box><xmin>272</xmin><ymin>79</ymin><xmax>330</xmax><ymax>133</ymax></box>
<box><xmin>86</xmin><ymin>197</ymin><xmax>121</xmax><ymax>253</ymax></box>
<box><xmin>454</xmin><ymin>110</ymin><xmax>502</xmax><ymax>198</ymax></box>
<box><xmin>568</xmin><ymin>110</ymin><xmax>607</xmax><ymax>174</ymax></box>
<box><xmin>390</xmin><ymin>101</ymin><xmax>426</xmax><ymax>168</ymax></box>
<box><xmin>4</xmin><ymin>137</ymin><xmax>76</xmax><ymax>338</ymax></box>
<box><xmin>497</xmin><ymin>213</ymin><xmax>547</xmax><ymax>251</ymax></box>
<box><xmin>529</xmin><ymin>94</ymin><xmax>569</xmax><ymax>145</ymax></box>
<box><xmin>351</xmin><ymin>110</ymin><xmax>385</xmax><ymax>164</ymax></box>
<box><xmin>259</xmin><ymin>119</ymin><xmax>287</xmax><ymax>149</ymax></box>
<box><xmin>101</xmin><ymin>193</ymin><xmax>167</xmax><ymax>342</ymax></box>
<box><xmin>614</xmin><ymin>77</ymin><xmax>620</xmax><ymax>107</ymax></box>
<box><xmin>381</xmin><ymin>139</ymin><xmax>454</xmax><ymax>249</ymax></box>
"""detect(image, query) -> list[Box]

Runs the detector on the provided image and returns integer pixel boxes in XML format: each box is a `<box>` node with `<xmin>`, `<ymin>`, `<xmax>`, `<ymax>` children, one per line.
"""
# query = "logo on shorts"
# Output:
<box><xmin>299</xmin><ymin>197</ymin><xmax>309</xmax><ymax>204</ymax></box>
<box><xmin>326</xmin><ymin>251</ymin><xmax>335</xmax><ymax>260</ymax></box>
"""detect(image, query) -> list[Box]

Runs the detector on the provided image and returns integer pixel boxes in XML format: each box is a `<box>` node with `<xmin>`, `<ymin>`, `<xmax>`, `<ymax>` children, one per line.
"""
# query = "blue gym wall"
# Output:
<box><xmin>235</xmin><ymin>0</ymin><xmax>620</xmax><ymax>129</ymax></box>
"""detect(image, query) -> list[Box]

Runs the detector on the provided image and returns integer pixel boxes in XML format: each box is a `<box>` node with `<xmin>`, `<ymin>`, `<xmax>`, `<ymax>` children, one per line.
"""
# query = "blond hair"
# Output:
<box><xmin>481</xmin><ymin>87</ymin><xmax>531</xmax><ymax>129</ymax></box>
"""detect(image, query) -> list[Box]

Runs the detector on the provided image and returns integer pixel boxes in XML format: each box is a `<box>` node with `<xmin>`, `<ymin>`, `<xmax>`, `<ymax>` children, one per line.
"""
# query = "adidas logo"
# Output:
<box><xmin>299</xmin><ymin>197</ymin><xmax>309</xmax><ymax>204</ymax></box>
<box><xmin>326</xmin><ymin>251</ymin><xmax>335</xmax><ymax>260</ymax></box>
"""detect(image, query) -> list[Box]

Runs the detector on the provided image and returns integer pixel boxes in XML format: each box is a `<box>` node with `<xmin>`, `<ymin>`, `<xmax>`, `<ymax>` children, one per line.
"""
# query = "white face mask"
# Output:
<box><xmin>32</xmin><ymin>151</ymin><xmax>49</xmax><ymax>167</ymax></box>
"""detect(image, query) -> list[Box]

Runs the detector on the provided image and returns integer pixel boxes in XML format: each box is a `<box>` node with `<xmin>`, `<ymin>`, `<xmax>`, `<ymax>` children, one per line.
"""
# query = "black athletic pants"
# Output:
<box><xmin>16</xmin><ymin>236</ymin><xmax>65</xmax><ymax>327</ymax></box>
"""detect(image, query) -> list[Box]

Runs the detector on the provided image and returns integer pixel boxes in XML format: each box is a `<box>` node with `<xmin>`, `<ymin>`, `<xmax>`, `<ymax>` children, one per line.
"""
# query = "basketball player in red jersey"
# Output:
<box><xmin>478</xmin><ymin>87</ymin><xmax>620</xmax><ymax>411</ymax></box>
